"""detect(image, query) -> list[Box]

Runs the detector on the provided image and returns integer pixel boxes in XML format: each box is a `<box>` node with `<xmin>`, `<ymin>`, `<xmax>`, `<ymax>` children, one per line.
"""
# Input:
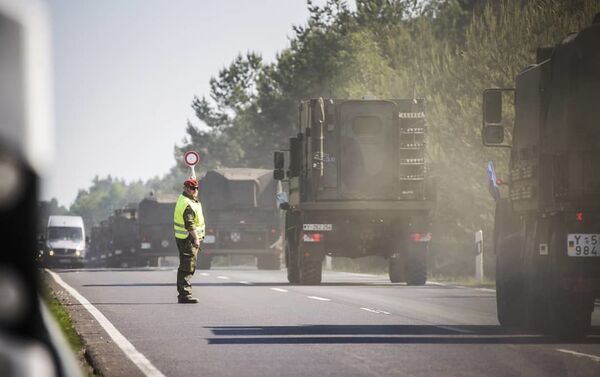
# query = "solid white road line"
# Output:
<box><xmin>217</xmin><ymin>276</ymin><xmax>230</xmax><ymax>280</ymax></box>
<box><xmin>199</xmin><ymin>273</ymin><xmax>210</xmax><ymax>276</ymax></box>
<box><xmin>307</xmin><ymin>296</ymin><xmax>331</xmax><ymax>301</ymax></box>
<box><xmin>271</xmin><ymin>288</ymin><xmax>289</xmax><ymax>293</ymax></box>
<box><xmin>46</xmin><ymin>270</ymin><xmax>166</xmax><ymax>377</ymax></box>
<box><xmin>556</xmin><ymin>349</ymin><xmax>600</xmax><ymax>363</ymax></box>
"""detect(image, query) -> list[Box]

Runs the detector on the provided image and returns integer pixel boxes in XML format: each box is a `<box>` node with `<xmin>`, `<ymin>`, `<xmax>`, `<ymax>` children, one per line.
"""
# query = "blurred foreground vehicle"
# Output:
<box><xmin>199</xmin><ymin>168</ymin><xmax>282</xmax><ymax>270</ymax></box>
<box><xmin>483</xmin><ymin>14</ymin><xmax>600</xmax><ymax>337</ymax></box>
<box><xmin>274</xmin><ymin>98</ymin><xmax>436</xmax><ymax>284</ymax></box>
<box><xmin>0</xmin><ymin>0</ymin><xmax>81</xmax><ymax>375</ymax></box>
<box><xmin>39</xmin><ymin>216</ymin><xmax>85</xmax><ymax>268</ymax></box>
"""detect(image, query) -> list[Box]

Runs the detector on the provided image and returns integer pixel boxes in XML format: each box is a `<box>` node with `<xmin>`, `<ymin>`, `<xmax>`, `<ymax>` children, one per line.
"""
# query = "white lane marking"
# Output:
<box><xmin>239</xmin><ymin>281</ymin><xmax>252</xmax><ymax>285</ymax></box>
<box><xmin>435</xmin><ymin>325</ymin><xmax>474</xmax><ymax>334</ymax></box>
<box><xmin>556</xmin><ymin>349</ymin><xmax>600</xmax><ymax>363</ymax></box>
<box><xmin>46</xmin><ymin>270</ymin><xmax>166</xmax><ymax>377</ymax></box>
<box><xmin>339</xmin><ymin>272</ymin><xmax>378</xmax><ymax>278</ymax></box>
<box><xmin>199</xmin><ymin>273</ymin><xmax>210</xmax><ymax>277</ymax></box>
<box><xmin>360</xmin><ymin>307</ymin><xmax>391</xmax><ymax>315</ymax></box>
<box><xmin>217</xmin><ymin>276</ymin><xmax>230</xmax><ymax>280</ymax></box>
<box><xmin>271</xmin><ymin>288</ymin><xmax>288</xmax><ymax>293</ymax></box>
<box><xmin>307</xmin><ymin>296</ymin><xmax>331</xmax><ymax>301</ymax></box>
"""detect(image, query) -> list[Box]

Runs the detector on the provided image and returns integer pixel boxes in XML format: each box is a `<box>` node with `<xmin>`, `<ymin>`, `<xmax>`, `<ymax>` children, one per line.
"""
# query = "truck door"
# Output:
<box><xmin>339</xmin><ymin>101</ymin><xmax>396</xmax><ymax>200</ymax></box>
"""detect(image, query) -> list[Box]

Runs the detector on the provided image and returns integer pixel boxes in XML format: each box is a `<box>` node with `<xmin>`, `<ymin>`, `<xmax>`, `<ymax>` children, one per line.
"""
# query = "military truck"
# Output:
<box><xmin>199</xmin><ymin>168</ymin><xmax>282</xmax><ymax>270</ymax></box>
<box><xmin>106</xmin><ymin>208</ymin><xmax>139</xmax><ymax>267</ymax></box>
<box><xmin>482</xmin><ymin>16</ymin><xmax>600</xmax><ymax>336</ymax></box>
<box><xmin>274</xmin><ymin>98</ymin><xmax>435</xmax><ymax>284</ymax></box>
<box><xmin>137</xmin><ymin>194</ymin><xmax>179</xmax><ymax>266</ymax></box>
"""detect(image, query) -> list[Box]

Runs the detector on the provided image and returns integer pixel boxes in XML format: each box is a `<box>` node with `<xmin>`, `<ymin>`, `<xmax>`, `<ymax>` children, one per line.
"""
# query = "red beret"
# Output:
<box><xmin>184</xmin><ymin>178</ymin><xmax>198</xmax><ymax>188</ymax></box>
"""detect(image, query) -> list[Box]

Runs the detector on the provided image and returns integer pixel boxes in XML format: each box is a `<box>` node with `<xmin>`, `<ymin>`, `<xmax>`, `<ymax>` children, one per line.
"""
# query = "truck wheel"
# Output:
<box><xmin>551</xmin><ymin>293</ymin><xmax>593</xmax><ymax>339</ymax></box>
<box><xmin>257</xmin><ymin>255</ymin><xmax>281</xmax><ymax>270</ymax></box>
<box><xmin>299</xmin><ymin>258</ymin><xmax>322</xmax><ymax>285</ymax></box>
<box><xmin>494</xmin><ymin>199</ymin><xmax>526</xmax><ymax>328</ymax></box>
<box><xmin>198</xmin><ymin>254</ymin><xmax>212</xmax><ymax>270</ymax></box>
<box><xmin>406</xmin><ymin>244</ymin><xmax>427</xmax><ymax>286</ymax></box>
<box><xmin>388</xmin><ymin>257</ymin><xmax>404</xmax><ymax>283</ymax></box>
<box><xmin>286</xmin><ymin>240</ymin><xmax>300</xmax><ymax>284</ymax></box>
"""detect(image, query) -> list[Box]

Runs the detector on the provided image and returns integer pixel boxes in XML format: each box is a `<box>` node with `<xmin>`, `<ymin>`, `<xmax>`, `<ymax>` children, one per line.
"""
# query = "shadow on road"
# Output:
<box><xmin>81</xmin><ymin>282</ymin><xmax>458</xmax><ymax>288</ymax></box>
<box><xmin>205</xmin><ymin>325</ymin><xmax>600</xmax><ymax>345</ymax></box>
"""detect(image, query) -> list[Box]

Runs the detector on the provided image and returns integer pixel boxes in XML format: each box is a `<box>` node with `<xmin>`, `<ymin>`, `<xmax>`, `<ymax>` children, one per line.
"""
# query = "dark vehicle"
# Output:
<box><xmin>137</xmin><ymin>194</ymin><xmax>178</xmax><ymax>266</ymax></box>
<box><xmin>87</xmin><ymin>224</ymin><xmax>107</xmax><ymax>267</ymax></box>
<box><xmin>106</xmin><ymin>208</ymin><xmax>139</xmax><ymax>268</ymax></box>
<box><xmin>199</xmin><ymin>168</ymin><xmax>282</xmax><ymax>270</ymax></box>
<box><xmin>274</xmin><ymin>98</ymin><xmax>435</xmax><ymax>284</ymax></box>
<box><xmin>483</xmin><ymin>16</ymin><xmax>600</xmax><ymax>336</ymax></box>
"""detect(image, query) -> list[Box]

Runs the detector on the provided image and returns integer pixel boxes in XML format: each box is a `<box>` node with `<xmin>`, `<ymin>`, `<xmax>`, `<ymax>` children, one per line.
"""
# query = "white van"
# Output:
<box><xmin>43</xmin><ymin>215</ymin><xmax>86</xmax><ymax>268</ymax></box>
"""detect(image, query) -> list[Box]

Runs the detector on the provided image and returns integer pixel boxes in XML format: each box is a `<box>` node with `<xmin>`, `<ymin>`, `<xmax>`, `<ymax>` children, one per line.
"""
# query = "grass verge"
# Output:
<box><xmin>43</xmin><ymin>282</ymin><xmax>102</xmax><ymax>377</ymax></box>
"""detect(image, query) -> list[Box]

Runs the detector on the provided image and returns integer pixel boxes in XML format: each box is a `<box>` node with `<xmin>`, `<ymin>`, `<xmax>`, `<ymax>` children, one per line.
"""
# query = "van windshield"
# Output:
<box><xmin>48</xmin><ymin>227</ymin><xmax>83</xmax><ymax>242</ymax></box>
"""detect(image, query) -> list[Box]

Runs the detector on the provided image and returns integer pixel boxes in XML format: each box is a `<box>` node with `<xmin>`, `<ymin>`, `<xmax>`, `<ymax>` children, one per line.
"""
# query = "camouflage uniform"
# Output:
<box><xmin>176</xmin><ymin>195</ymin><xmax>201</xmax><ymax>298</ymax></box>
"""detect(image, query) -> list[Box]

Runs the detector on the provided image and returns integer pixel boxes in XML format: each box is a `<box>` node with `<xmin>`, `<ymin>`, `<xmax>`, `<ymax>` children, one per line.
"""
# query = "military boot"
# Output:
<box><xmin>178</xmin><ymin>296</ymin><xmax>199</xmax><ymax>304</ymax></box>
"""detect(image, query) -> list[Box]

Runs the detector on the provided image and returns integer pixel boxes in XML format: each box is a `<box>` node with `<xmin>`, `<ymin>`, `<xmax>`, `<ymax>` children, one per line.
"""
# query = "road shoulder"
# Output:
<box><xmin>43</xmin><ymin>270</ymin><xmax>144</xmax><ymax>377</ymax></box>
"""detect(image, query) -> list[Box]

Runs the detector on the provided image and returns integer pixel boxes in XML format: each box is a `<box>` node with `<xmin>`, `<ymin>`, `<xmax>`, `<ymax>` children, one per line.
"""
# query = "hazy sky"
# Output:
<box><xmin>43</xmin><ymin>0</ymin><xmax>326</xmax><ymax>206</ymax></box>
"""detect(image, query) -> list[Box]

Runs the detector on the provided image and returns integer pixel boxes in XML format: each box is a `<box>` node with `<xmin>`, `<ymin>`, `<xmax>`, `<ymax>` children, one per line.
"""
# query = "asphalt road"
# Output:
<box><xmin>50</xmin><ymin>267</ymin><xmax>600</xmax><ymax>377</ymax></box>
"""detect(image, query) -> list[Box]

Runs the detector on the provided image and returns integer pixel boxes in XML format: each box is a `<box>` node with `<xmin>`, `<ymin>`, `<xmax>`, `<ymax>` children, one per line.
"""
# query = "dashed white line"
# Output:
<box><xmin>271</xmin><ymin>288</ymin><xmax>289</xmax><ymax>293</ymax></box>
<box><xmin>217</xmin><ymin>276</ymin><xmax>230</xmax><ymax>280</ymax></box>
<box><xmin>557</xmin><ymin>349</ymin><xmax>600</xmax><ymax>362</ymax></box>
<box><xmin>360</xmin><ymin>307</ymin><xmax>391</xmax><ymax>315</ymax></box>
<box><xmin>307</xmin><ymin>296</ymin><xmax>331</xmax><ymax>301</ymax></box>
<box><xmin>199</xmin><ymin>273</ymin><xmax>210</xmax><ymax>277</ymax></box>
<box><xmin>46</xmin><ymin>270</ymin><xmax>165</xmax><ymax>377</ymax></box>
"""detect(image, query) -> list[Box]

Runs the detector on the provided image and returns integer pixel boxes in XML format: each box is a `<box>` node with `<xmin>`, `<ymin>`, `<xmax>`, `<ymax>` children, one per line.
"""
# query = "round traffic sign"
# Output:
<box><xmin>183</xmin><ymin>151</ymin><xmax>200</xmax><ymax>167</ymax></box>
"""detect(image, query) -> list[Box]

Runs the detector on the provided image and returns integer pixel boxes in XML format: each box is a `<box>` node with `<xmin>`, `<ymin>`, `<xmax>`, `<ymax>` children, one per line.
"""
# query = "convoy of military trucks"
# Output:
<box><xmin>483</xmin><ymin>17</ymin><xmax>600</xmax><ymax>336</ymax></box>
<box><xmin>34</xmin><ymin>13</ymin><xmax>599</xmax><ymax>339</ymax></box>
<box><xmin>83</xmin><ymin>169</ymin><xmax>283</xmax><ymax>269</ymax></box>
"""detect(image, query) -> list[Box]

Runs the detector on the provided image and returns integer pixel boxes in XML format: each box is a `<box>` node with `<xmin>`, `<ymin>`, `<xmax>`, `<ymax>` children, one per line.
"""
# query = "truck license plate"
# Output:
<box><xmin>567</xmin><ymin>234</ymin><xmax>600</xmax><ymax>256</ymax></box>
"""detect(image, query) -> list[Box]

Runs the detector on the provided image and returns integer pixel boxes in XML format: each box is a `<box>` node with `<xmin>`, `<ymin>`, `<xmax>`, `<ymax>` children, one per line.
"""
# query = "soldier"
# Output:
<box><xmin>173</xmin><ymin>178</ymin><xmax>205</xmax><ymax>303</ymax></box>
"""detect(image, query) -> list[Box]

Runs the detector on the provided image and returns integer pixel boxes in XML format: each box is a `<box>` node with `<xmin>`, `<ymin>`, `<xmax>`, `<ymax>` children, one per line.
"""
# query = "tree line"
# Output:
<box><xmin>55</xmin><ymin>0</ymin><xmax>598</xmax><ymax>276</ymax></box>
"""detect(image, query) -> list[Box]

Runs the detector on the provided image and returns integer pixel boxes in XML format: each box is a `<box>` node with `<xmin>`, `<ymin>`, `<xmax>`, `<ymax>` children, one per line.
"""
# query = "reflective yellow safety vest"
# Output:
<box><xmin>173</xmin><ymin>194</ymin><xmax>205</xmax><ymax>240</ymax></box>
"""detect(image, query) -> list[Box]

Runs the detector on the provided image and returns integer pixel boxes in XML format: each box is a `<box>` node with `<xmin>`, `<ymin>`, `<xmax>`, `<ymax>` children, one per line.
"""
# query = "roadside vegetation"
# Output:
<box><xmin>44</xmin><ymin>283</ymin><xmax>101</xmax><ymax>377</ymax></box>
<box><xmin>48</xmin><ymin>0</ymin><xmax>600</xmax><ymax>279</ymax></box>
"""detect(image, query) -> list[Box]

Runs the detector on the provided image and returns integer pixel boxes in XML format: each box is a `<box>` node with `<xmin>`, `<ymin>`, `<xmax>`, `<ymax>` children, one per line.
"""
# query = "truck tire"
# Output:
<box><xmin>494</xmin><ymin>199</ymin><xmax>525</xmax><ymax>328</ymax></box>
<box><xmin>406</xmin><ymin>255</ymin><xmax>427</xmax><ymax>285</ymax></box>
<box><xmin>198</xmin><ymin>254</ymin><xmax>212</xmax><ymax>270</ymax></box>
<box><xmin>299</xmin><ymin>258</ymin><xmax>322</xmax><ymax>285</ymax></box>
<box><xmin>286</xmin><ymin>239</ymin><xmax>300</xmax><ymax>284</ymax></box>
<box><xmin>257</xmin><ymin>255</ymin><xmax>281</xmax><ymax>270</ymax></box>
<box><xmin>388</xmin><ymin>257</ymin><xmax>404</xmax><ymax>283</ymax></box>
<box><xmin>550</xmin><ymin>293</ymin><xmax>593</xmax><ymax>339</ymax></box>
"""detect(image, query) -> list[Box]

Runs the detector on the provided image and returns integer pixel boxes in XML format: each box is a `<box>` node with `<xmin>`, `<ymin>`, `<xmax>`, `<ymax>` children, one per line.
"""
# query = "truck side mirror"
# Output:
<box><xmin>274</xmin><ymin>151</ymin><xmax>285</xmax><ymax>169</ymax></box>
<box><xmin>482</xmin><ymin>88</ymin><xmax>514</xmax><ymax>147</ymax></box>
<box><xmin>483</xmin><ymin>125</ymin><xmax>504</xmax><ymax>144</ymax></box>
<box><xmin>483</xmin><ymin>90</ymin><xmax>502</xmax><ymax>124</ymax></box>
<box><xmin>273</xmin><ymin>169</ymin><xmax>285</xmax><ymax>180</ymax></box>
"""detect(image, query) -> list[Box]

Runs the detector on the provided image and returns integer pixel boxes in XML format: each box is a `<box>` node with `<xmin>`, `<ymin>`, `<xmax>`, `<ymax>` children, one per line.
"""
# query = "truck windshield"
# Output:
<box><xmin>48</xmin><ymin>227</ymin><xmax>83</xmax><ymax>241</ymax></box>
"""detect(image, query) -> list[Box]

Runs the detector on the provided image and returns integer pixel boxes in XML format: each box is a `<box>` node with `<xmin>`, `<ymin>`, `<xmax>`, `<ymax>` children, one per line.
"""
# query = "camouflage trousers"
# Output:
<box><xmin>176</xmin><ymin>238</ymin><xmax>199</xmax><ymax>298</ymax></box>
